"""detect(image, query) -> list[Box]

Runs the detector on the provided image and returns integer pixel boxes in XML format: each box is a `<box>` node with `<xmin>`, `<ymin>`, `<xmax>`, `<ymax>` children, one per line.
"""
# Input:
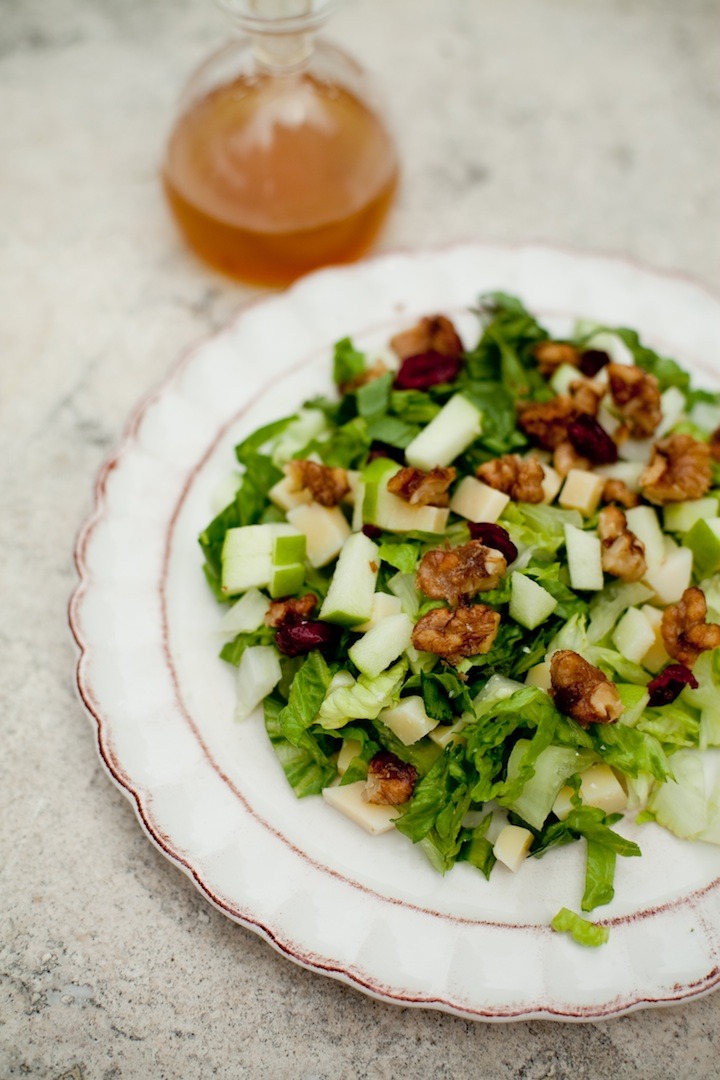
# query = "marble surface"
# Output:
<box><xmin>2</xmin><ymin>0</ymin><xmax>720</xmax><ymax>1076</ymax></box>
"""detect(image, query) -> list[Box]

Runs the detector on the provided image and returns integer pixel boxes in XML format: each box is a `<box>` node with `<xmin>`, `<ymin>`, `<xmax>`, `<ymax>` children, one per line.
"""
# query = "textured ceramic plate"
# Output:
<box><xmin>70</xmin><ymin>243</ymin><xmax>720</xmax><ymax>1021</ymax></box>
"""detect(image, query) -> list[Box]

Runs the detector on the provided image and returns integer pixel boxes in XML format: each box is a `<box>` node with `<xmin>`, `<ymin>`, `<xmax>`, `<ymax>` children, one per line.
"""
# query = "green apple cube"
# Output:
<box><xmin>684</xmin><ymin>517</ymin><xmax>720</xmax><ymax>577</ymax></box>
<box><xmin>348</xmin><ymin>613</ymin><xmax>414</xmax><ymax>678</ymax></box>
<box><xmin>355</xmin><ymin>592</ymin><xmax>403</xmax><ymax>632</ymax></box>
<box><xmin>218</xmin><ymin>588</ymin><xmax>270</xmax><ymax>635</ymax></box>
<box><xmin>509</xmin><ymin>573</ymin><xmax>558</xmax><ymax>630</ymax></box>
<box><xmin>611</xmin><ymin>607</ymin><xmax>655</xmax><ymax>665</ymax></box>
<box><xmin>361</xmin><ymin>457</ymin><xmax>448</xmax><ymax>533</ymax></box>
<box><xmin>378</xmin><ymin>696</ymin><xmax>438</xmax><ymax>745</ymax></box>
<box><xmin>564</xmin><ymin>523</ymin><xmax>604</xmax><ymax>590</ymax></box>
<box><xmin>272</xmin><ymin>532</ymin><xmax>306</xmax><ymax>566</ymax></box>
<box><xmin>221</xmin><ymin>553</ymin><xmax>272</xmax><ymax>595</ymax></box>
<box><xmin>222</xmin><ymin>524</ymin><xmax>273</xmax><ymax>560</ymax></box>
<box><xmin>549</xmin><ymin>363</ymin><xmax>583</xmax><ymax>396</ymax></box>
<box><xmin>595</xmin><ymin>461</ymin><xmax>643</xmax><ymax>492</ymax></box>
<box><xmin>319</xmin><ymin>532</ymin><xmax>380</xmax><ymax>626</ymax></box>
<box><xmin>625</xmin><ymin>505</ymin><xmax>665</xmax><ymax>570</ymax></box>
<box><xmin>221</xmin><ymin>523</ymin><xmax>303</xmax><ymax>595</ymax></box>
<box><xmin>664</xmin><ymin>498</ymin><xmax>720</xmax><ymax>534</ymax></box>
<box><xmin>657</xmin><ymin>385</ymin><xmax>687</xmax><ymax>437</ymax></box>
<box><xmin>404</xmin><ymin>394</ymin><xmax>482</xmax><ymax>470</ymax></box>
<box><xmin>269</xmin><ymin>562</ymin><xmax>305</xmax><ymax>598</ymax></box>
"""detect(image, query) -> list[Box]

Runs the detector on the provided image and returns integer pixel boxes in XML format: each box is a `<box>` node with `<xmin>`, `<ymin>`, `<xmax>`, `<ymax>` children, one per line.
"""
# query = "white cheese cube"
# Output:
<box><xmin>612</xmin><ymin>607</ymin><xmax>656</xmax><ymax>665</ymax></box>
<box><xmin>524</xmin><ymin>660</ymin><xmax>552</xmax><ymax>692</ymax></box>
<box><xmin>337</xmin><ymin>738</ymin><xmax>362</xmax><ymax>776</ymax></box>
<box><xmin>268</xmin><ymin>474</ymin><xmax>313</xmax><ymax>512</ymax></box>
<box><xmin>378</xmin><ymin>696</ymin><xmax>438</xmax><ymax>746</ymax></box>
<box><xmin>539</xmin><ymin>463</ymin><xmax>563</xmax><ymax>504</ymax></box>
<box><xmin>428</xmin><ymin>716</ymin><xmax>468</xmax><ymax>748</ymax></box>
<box><xmin>493</xmin><ymin>825</ymin><xmax>534</xmax><ymax>872</ymax></box>
<box><xmin>578</xmin><ymin>764</ymin><xmax>628</xmax><ymax>815</ymax></box>
<box><xmin>286</xmin><ymin>504</ymin><xmax>351</xmax><ymax>567</ymax></box>
<box><xmin>449</xmin><ymin>476</ymin><xmax>510</xmax><ymax>523</ymax></box>
<box><xmin>322</xmin><ymin>781</ymin><xmax>399</xmax><ymax>835</ymax></box>
<box><xmin>559</xmin><ymin>469</ymin><xmax>605</xmax><ymax>517</ymax></box>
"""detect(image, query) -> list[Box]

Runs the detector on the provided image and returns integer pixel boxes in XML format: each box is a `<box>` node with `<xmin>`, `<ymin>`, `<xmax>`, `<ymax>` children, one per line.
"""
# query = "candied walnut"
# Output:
<box><xmin>602</xmin><ymin>478</ymin><xmax>640</xmax><ymax>509</ymax></box>
<box><xmin>569</xmin><ymin>378</ymin><xmax>604</xmax><ymax>418</ymax></box>
<box><xmin>661</xmin><ymin>587</ymin><xmax>720</xmax><ymax>668</ymax></box>
<box><xmin>387</xmin><ymin>465</ymin><xmax>456</xmax><ymax>507</ymax></box>
<box><xmin>553</xmin><ymin>439</ymin><xmax>590</xmax><ymax>478</ymax></box>
<box><xmin>286</xmin><ymin>459</ymin><xmax>350</xmax><ymax>507</ymax></box>
<box><xmin>411</xmin><ymin>605</ymin><xmax>501</xmax><ymax>665</ymax></box>
<box><xmin>265</xmin><ymin>594</ymin><xmax>317</xmax><ymax>628</ymax></box>
<box><xmin>340</xmin><ymin>359</ymin><xmax>388</xmax><ymax>395</ymax></box>
<box><xmin>709</xmin><ymin>427</ymin><xmax>720</xmax><ymax>463</ymax></box>
<box><xmin>607</xmin><ymin>363</ymin><xmax>662</xmax><ymax>438</ymax></box>
<box><xmin>518</xmin><ymin>396</ymin><xmax>577</xmax><ymax>451</ymax></box>
<box><xmin>363</xmin><ymin>751</ymin><xmax>418</xmax><ymax>806</ymax></box>
<box><xmin>550</xmin><ymin>650</ymin><xmax>623</xmax><ymax>726</ymax></box>
<box><xmin>639</xmin><ymin>434</ymin><xmax>711</xmax><ymax>504</ymax></box>
<box><xmin>597</xmin><ymin>505</ymin><xmax>646</xmax><ymax>582</ymax></box>
<box><xmin>533</xmin><ymin>341</ymin><xmax>580</xmax><ymax>378</ymax></box>
<box><xmin>390</xmin><ymin>315</ymin><xmax>463</xmax><ymax>361</ymax></box>
<box><xmin>417</xmin><ymin>540</ymin><xmax>506</xmax><ymax>606</ymax></box>
<box><xmin>476</xmin><ymin>454</ymin><xmax>544</xmax><ymax>503</ymax></box>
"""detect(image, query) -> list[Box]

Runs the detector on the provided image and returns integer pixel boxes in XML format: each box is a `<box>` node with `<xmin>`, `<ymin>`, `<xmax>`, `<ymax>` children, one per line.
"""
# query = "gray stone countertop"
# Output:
<box><xmin>2</xmin><ymin>0</ymin><xmax>720</xmax><ymax>1076</ymax></box>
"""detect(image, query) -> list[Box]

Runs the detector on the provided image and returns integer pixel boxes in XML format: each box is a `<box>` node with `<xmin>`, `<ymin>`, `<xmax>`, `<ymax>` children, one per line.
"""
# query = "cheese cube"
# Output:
<box><xmin>286</xmin><ymin>504</ymin><xmax>351</xmax><ymax>567</ymax></box>
<box><xmin>553</xmin><ymin>765</ymin><xmax>628</xmax><ymax>820</ymax></box>
<box><xmin>337</xmin><ymin>738</ymin><xmax>362</xmax><ymax>776</ymax></box>
<box><xmin>559</xmin><ymin>469</ymin><xmax>605</xmax><ymax>517</ymax></box>
<box><xmin>450</xmin><ymin>476</ymin><xmax>510</xmax><ymax>523</ymax></box>
<box><xmin>493</xmin><ymin>825</ymin><xmax>534</xmax><ymax>872</ymax></box>
<box><xmin>268</xmin><ymin>474</ymin><xmax>313</xmax><ymax>512</ymax></box>
<box><xmin>378</xmin><ymin>696</ymin><xmax>438</xmax><ymax>746</ymax></box>
<box><xmin>524</xmin><ymin>660</ymin><xmax>552</xmax><ymax>692</ymax></box>
<box><xmin>322</xmin><ymin>781</ymin><xmax>399</xmax><ymax>835</ymax></box>
<box><xmin>428</xmin><ymin>717</ymin><xmax>468</xmax><ymax>749</ymax></box>
<box><xmin>539</xmin><ymin>463</ymin><xmax>563</xmax><ymax>504</ymax></box>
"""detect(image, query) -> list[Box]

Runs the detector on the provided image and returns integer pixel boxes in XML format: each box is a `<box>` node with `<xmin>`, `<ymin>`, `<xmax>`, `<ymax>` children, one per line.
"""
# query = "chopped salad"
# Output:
<box><xmin>199</xmin><ymin>292</ymin><xmax>720</xmax><ymax>946</ymax></box>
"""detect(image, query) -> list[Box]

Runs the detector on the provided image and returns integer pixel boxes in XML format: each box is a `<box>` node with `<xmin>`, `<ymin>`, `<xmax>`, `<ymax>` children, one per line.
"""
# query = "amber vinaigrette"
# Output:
<box><xmin>163</xmin><ymin>3</ymin><xmax>398</xmax><ymax>286</ymax></box>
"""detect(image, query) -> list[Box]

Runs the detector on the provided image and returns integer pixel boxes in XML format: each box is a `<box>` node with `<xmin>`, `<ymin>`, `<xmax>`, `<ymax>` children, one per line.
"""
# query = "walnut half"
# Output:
<box><xmin>364</xmin><ymin>751</ymin><xmax>418</xmax><ymax>806</ymax></box>
<box><xmin>417</xmin><ymin>540</ymin><xmax>507</xmax><ymax>607</ymax></box>
<box><xmin>390</xmin><ymin>315</ymin><xmax>463</xmax><ymax>361</ymax></box>
<box><xmin>265</xmin><ymin>594</ymin><xmax>317</xmax><ymax>628</ymax></box>
<box><xmin>411</xmin><ymin>605</ymin><xmax>501</xmax><ymax>665</ymax></box>
<box><xmin>607</xmin><ymin>363</ymin><xmax>662</xmax><ymax>438</ymax></box>
<box><xmin>661</xmin><ymin>587</ymin><xmax>720</xmax><ymax>668</ymax></box>
<box><xmin>640</xmin><ymin>434</ymin><xmax>711</xmax><ymax>504</ymax></box>
<box><xmin>597</xmin><ymin>505</ymin><xmax>646</xmax><ymax>582</ymax></box>
<box><xmin>476</xmin><ymin>454</ymin><xmax>544</xmax><ymax>503</ymax></box>
<box><xmin>286</xmin><ymin>459</ymin><xmax>350</xmax><ymax>507</ymax></box>
<box><xmin>387</xmin><ymin>465</ymin><xmax>456</xmax><ymax>507</ymax></box>
<box><xmin>550</xmin><ymin>650</ymin><xmax>624</xmax><ymax>726</ymax></box>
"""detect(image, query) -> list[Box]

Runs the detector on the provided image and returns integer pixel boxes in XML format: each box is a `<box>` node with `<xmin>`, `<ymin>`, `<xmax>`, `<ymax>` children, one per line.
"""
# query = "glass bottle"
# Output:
<box><xmin>163</xmin><ymin>0</ymin><xmax>399</xmax><ymax>287</ymax></box>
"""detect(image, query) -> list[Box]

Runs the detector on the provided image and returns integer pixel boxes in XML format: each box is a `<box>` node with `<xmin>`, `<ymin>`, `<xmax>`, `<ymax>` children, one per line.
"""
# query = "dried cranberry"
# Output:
<box><xmin>647</xmin><ymin>664</ymin><xmax>699</xmax><ymax>707</ymax></box>
<box><xmin>367</xmin><ymin>441</ymin><xmax>405</xmax><ymax>464</ymax></box>
<box><xmin>567</xmin><ymin>414</ymin><xmax>618</xmax><ymax>465</ymax></box>
<box><xmin>362</xmin><ymin>523</ymin><xmax>382</xmax><ymax>539</ymax></box>
<box><xmin>579</xmin><ymin>349</ymin><xmax>611</xmax><ymax>377</ymax></box>
<box><xmin>468</xmin><ymin>522</ymin><xmax>518</xmax><ymax>564</ymax></box>
<box><xmin>394</xmin><ymin>351</ymin><xmax>462</xmax><ymax>391</ymax></box>
<box><xmin>275</xmin><ymin>620</ymin><xmax>340</xmax><ymax>657</ymax></box>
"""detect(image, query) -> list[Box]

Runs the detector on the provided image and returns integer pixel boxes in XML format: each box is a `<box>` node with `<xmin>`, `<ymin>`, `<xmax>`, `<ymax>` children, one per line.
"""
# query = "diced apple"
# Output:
<box><xmin>596</xmin><ymin>404</ymin><xmax>622</xmax><ymax>437</ymax></box>
<box><xmin>559</xmin><ymin>469</ymin><xmax>605</xmax><ymax>517</ymax></box>
<box><xmin>524</xmin><ymin>660</ymin><xmax>552</xmax><ymax>691</ymax></box>
<box><xmin>664</xmin><ymin>497</ymin><xmax>720</xmax><ymax>534</ymax></box>
<box><xmin>509</xmin><ymin>573</ymin><xmax>558</xmax><ymax>630</ymax></box>
<box><xmin>539</xmin><ymin>463</ymin><xmax>563</xmax><ymax>504</ymax></box>
<box><xmin>378</xmin><ymin>696</ymin><xmax>438</xmax><ymax>746</ymax></box>
<box><xmin>361</xmin><ymin>457</ymin><xmax>449</xmax><ymax>534</ymax></box>
<box><xmin>581</xmin><ymin>329</ymin><xmax>635</xmax><ymax>366</ymax></box>
<box><xmin>449</xmin><ymin>476</ymin><xmax>510</xmax><ymax>523</ymax></box>
<box><xmin>625</xmin><ymin>505</ymin><xmax>665</xmax><ymax>570</ymax></box>
<box><xmin>552</xmin><ymin>786</ymin><xmax>575</xmax><ymax>821</ymax></box>
<box><xmin>493</xmin><ymin>824</ymin><xmax>534</xmax><ymax>872</ymax></box>
<box><xmin>428</xmin><ymin>715</ymin><xmax>469</xmax><ymax>748</ymax></box>
<box><xmin>405</xmin><ymin>394</ymin><xmax>482</xmax><ymax>470</ymax></box>
<box><xmin>643</xmin><ymin>546</ymin><xmax>693</xmax><ymax>605</ymax></box>
<box><xmin>218</xmin><ymin>588</ymin><xmax>269</xmax><ymax>635</ymax></box>
<box><xmin>355</xmin><ymin>592</ymin><xmax>403</xmax><ymax>632</ymax></box>
<box><xmin>684</xmin><ymin>517</ymin><xmax>720</xmax><ymax>578</ymax></box>
<box><xmin>322</xmin><ymin>781</ymin><xmax>399</xmax><ymax>835</ymax></box>
<box><xmin>348</xmin><ymin>613</ymin><xmax>414</xmax><ymax>678</ymax></box>
<box><xmin>549</xmin><ymin>363</ymin><xmax>583</xmax><ymax>395</ymax></box>
<box><xmin>319</xmin><ymin>532</ymin><xmax>380</xmax><ymax>626</ymax></box>
<box><xmin>222</xmin><ymin>553</ymin><xmax>273</xmax><ymax>594</ymax></box>
<box><xmin>564</xmin><ymin>523</ymin><xmax>604</xmax><ymax>590</ymax></box>
<box><xmin>639</xmin><ymin>604</ymin><xmax>670</xmax><ymax>672</ymax></box>
<box><xmin>612</xmin><ymin>607</ymin><xmax>655</xmax><ymax>665</ymax></box>
<box><xmin>618</xmin><ymin>436</ymin><xmax>654</xmax><ymax>463</ymax></box>
<box><xmin>286</xmin><ymin>503</ymin><xmax>351</xmax><ymax>567</ymax></box>
<box><xmin>268</xmin><ymin>474</ymin><xmax>313</xmax><ymax>512</ymax></box>
<box><xmin>234</xmin><ymin>646</ymin><xmax>282</xmax><ymax>722</ymax></box>
<box><xmin>268</xmin><ymin>562</ymin><xmax>305</xmax><ymax>598</ymax></box>
<box><xmin>337</xmin><ymin>738</ymin><xmax>362</xmax><ymax>776</ymax></box>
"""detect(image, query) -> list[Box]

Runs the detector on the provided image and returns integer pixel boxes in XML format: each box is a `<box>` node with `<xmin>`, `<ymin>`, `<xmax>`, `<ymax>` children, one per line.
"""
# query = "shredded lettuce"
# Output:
<box><xmin>551</xmin><ymin>907</ymin><xmax>609</xmax><ymax>947</ymax></box>
<box><xmin>316</xmin><ymin>660</ymin><xmax>407</xmax><ymax>730</ymax></box>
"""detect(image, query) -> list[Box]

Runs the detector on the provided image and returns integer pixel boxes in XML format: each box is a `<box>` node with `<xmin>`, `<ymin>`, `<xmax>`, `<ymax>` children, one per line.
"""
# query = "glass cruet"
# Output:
<box><xmin>163</xmin><ymin>0</ymin><xmax>399</xmax><ymax>287</ymax></box>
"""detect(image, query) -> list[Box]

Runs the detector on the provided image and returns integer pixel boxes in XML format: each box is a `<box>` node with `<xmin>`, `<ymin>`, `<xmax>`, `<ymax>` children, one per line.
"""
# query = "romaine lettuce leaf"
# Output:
<box><xmin>316</xmin><ymin>660</ymin><xmax>407</xmax><ymax>729</ymax></box>
<box><xmin>277</xmin><ymin>651</ymin><xmax>333</xmax><ymax>757</ymax></box>
<box><xmin>333</xmin><ymin>337</ymin><xmax>366</xmax><ymax>388</ymax></box>
<box><xmin>264</xmin><ymin>695</ymin><xmax>337</xmax><ymax>797</ymax></box>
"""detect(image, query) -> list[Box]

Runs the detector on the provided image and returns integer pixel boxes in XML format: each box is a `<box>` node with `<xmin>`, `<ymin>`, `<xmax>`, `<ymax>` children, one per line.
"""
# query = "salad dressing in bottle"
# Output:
<box><xmin>163</xmin><ymin>0</ymin><xmax>398</xmax><ymax>286</ymax></box>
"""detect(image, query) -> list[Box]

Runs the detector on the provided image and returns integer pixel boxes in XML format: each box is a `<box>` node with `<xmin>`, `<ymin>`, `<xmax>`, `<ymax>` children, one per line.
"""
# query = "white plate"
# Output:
<box><xmin>70</xmin><ymin>242</ymin><xmax>720</xmax><ymax>1021</ymax></box>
